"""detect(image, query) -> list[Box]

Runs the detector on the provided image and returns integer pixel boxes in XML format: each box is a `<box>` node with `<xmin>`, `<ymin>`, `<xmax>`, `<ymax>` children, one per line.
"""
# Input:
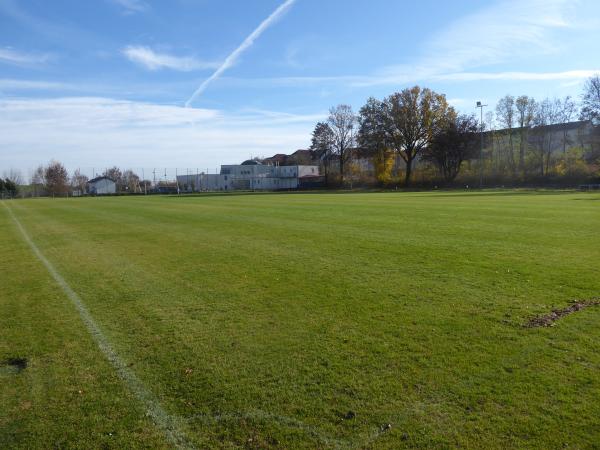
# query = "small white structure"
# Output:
<box><xmin>177</xmin><ymin>160</ymin><xmax>321</xmax><ymax>192</ymax></box>
<box><xmin>87</xmin><ymin>176</ymin><xmax>116</xmax><ymax>195</ymax></box>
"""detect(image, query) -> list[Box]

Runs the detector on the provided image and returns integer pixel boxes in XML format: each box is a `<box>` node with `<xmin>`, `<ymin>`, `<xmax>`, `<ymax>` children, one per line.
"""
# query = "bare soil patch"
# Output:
<box><xmin>525</xmin><ymin>299</ymin><xmax>600</xmax><ymax>328</ymax></box>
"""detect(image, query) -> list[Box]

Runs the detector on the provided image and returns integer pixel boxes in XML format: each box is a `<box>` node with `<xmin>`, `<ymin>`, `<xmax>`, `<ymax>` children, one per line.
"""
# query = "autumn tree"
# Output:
<box><xmin>358</xmin><ymin>97</ymin><xmax>394</xmax><ymax>185</ymax></box>
<box><xmin>383</xmin><ymin>86</ymin><xmax>453</xmax><ymax>186</ymax></box>
<box><xmin>44</xmin><ymin>161</ymin><xmax>69</xmax><ymax>196</ymax></box>
<box><xmin>326</xmin><ymin>105</ymin><xmax>356</xmax><ymax>185</ymax></box>
<box><xmin>423</xmin><ymin>113</ymin><xmax>479</xmax><ymax>182</ymax></box>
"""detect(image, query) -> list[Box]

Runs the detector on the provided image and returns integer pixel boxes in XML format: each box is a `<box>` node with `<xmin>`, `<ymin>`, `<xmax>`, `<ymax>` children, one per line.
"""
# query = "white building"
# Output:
<box><xmin>177</xmin><ymin>160</ymin><xmax>321</xmax><ymax>192</ymax></box>
<box><xmin>87</xmin><ymin>176</ymin><xmax>116</xmax><ymax>195</ymax></box>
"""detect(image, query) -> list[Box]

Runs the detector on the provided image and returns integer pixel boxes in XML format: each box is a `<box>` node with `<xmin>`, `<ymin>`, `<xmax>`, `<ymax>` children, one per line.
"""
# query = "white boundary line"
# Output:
<box><xmin>2</xmin><ymin>202</ymin><xmax>194</xmax><ymax>449</ymax></box>
<box><xmin>3</xmin><ymin>201</ymin><xmax>387</xmax><ymax>449</ymax></box>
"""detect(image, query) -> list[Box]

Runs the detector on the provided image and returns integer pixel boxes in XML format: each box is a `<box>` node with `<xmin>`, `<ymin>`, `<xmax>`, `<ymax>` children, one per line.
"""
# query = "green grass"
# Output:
<box><xmin>1</xmin><ymin>190</ymin><xmax>599</xmax><ymax>449</ymax></box>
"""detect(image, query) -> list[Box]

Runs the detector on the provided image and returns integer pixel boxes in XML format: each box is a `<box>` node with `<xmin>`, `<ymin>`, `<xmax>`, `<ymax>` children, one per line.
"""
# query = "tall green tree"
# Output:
<box><xmin>309</xmin><ymin>122</ymin><xmax>334</xmax><ymax>184</ymax></box>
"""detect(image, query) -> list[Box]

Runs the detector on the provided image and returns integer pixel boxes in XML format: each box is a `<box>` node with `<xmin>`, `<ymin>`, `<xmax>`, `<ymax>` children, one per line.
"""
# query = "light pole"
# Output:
<box><xmin>476</xmin><ymin>101</ymin><xmax>487</xmax><ymax>188</ymax></box>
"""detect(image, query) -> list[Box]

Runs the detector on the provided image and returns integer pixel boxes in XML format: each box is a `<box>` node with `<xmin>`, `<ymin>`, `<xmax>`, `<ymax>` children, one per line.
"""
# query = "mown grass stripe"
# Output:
<box><xmin>2</xmin><ymin>201</ymin><xmax>194</xmax><ymax>450</ymax></box>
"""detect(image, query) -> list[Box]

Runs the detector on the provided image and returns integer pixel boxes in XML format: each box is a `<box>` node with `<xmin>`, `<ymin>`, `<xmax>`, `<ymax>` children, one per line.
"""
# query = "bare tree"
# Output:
<box><xmin>122</xmin><ymin>169</ymin><xmax>141</xmax><ymax>193</ymax></box>
<box><xmin>580</xmin><ymin>75</ymin><xmax>600</xmax><ymax>122</ymax></box>
<box><xmin>71</xmin><ymin>169</ymin><xmax>89</xmax><ymax>194</ymax></box>
<box><xmin>103</xmin><ymin>166</ymin><xmax>124</xmax><ymax>191</ymax></box>
<box><xmin>327</xmin><ymin>105</ymin><xmax>356</xmax><ymax>186</ymax></box>
<box><xmin>384</xmin><ymin>86</ymin><xmax>453</xmax><ymax>186</ymax></box>
<box><xmin>529</xmin><ymin>98</ymin><xmax>561</xmax><ymax>176</ymax></box>
<box><xmin>31</xmin><ymin>165</ymin><xmax>46</xmax><ymax>197</ymax></box>
<box><xmin>515</xmin><ymin>95</ymin><xmax>536</xmax><ymax>174</ymax></box>
<box><xmin>556</xmin><ymin>96</ymin><xmax>578</xmax><ymax>153</ymax></box>
<box><xmin>496</xmin><ymin>95</ymin><xmax>517</xmax><ymax>175</ymax></box>
<box><xmin>484</xmin><ymin>111</ymin><xmax>501</xmax><ymax>177</ymax></box>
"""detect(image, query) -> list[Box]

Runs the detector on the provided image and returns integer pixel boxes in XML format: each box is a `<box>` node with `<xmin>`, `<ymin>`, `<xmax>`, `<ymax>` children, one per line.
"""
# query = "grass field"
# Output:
<box><xmin>1</xmin><ymin>190</ymin><xmax>599</xmax><ymax>449</ymax></box>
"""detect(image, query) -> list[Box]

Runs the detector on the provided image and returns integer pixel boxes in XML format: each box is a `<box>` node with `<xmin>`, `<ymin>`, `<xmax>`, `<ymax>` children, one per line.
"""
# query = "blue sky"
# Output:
<box><xmin>1</xmin><ymin>0</ymin><xmax>599</xmax><ymax>177</ymax></box>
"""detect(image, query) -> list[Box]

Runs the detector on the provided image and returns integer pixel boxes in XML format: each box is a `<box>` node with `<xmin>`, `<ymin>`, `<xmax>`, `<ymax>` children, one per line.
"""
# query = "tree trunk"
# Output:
<box><xmin>519</xmin><ymin>129</ymin><xmax>525</xmax><ymax>174</ymax></box>
<box><xmin>540</xmin><ymin>151</ymin><xmax>545</xmax><ymax>177</ymax></box>
<box><xmin>508</xmin><ymin>131</ymin><xmax>516</xmax><ymax>175</ymax></box>
<box><xmin>339</xmin><ymin>152</ymin><xmax>344</xmax><ymax>186</ymax></box>
<box><xmin>404</xmin><ymin>158</ymin><xmax>413</xmax><ymax>186</ymax></box>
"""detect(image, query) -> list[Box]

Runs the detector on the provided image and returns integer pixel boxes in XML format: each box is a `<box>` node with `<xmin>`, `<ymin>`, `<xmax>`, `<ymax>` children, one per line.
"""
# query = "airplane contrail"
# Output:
<box><xmin>185</xmin><ymin>0</ymin><xmax>297</xmax><ymax>108</ymax></box>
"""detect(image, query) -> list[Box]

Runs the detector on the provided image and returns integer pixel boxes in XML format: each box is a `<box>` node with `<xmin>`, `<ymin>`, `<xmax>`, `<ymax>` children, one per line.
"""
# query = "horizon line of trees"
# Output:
<box><xmin>7</xmin><ymin>162</ymin><xmax>154</xmax><ymax>198</ymax></box>
<box><xmin>2</xmin><ymin>76</ymin><xmax>599</xmax><ymax>196</ymax></box>
<box><xmin>309</xmin><ymin>75</ymin><xmax>600</xmax><ymax>187</ymax></box>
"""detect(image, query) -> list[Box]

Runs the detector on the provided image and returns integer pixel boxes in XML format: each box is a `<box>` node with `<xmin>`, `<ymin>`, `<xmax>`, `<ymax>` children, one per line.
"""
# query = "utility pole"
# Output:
<box><xmin>476</xmin><ymin>101</ymin><xmax>487</xmax><ymax>188</ymax></box>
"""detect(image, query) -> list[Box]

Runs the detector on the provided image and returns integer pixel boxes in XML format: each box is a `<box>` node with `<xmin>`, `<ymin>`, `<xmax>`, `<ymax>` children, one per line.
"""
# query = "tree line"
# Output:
<box><xmin>310</xmin><ymin>75</ymin><xmax>600</xmax><ymax>187</ymax></box>
<box><xmin>23</xmin><ymin>162</ymin><xmax>151</xmax><ymax>197</ymax></box>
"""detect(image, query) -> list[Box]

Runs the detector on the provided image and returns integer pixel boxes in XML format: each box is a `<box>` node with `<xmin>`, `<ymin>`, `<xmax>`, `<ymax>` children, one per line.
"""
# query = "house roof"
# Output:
<box><xmin>88</xmin><ymin>176</ymin><xmax>115</xmax><ymax>184</ymax></box>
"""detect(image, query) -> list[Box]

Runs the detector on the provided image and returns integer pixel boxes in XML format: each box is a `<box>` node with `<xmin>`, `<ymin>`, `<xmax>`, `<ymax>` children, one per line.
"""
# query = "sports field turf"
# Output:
<box><xmin>1</xmin><ymin>190</ymin><xmax>599</xmax><ymax>449</ymax></box>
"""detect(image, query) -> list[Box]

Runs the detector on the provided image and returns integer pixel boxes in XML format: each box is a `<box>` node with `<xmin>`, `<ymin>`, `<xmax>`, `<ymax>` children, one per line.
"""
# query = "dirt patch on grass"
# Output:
<box><xmin>525</xmin><ymin>299</ymin><xmax>600</xmax><ymax>328</ymax></box>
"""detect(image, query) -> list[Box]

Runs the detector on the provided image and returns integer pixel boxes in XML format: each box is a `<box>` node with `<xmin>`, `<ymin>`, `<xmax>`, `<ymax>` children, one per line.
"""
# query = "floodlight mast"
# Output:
<box><xmin>476</xmin><ymin>101</ymin><xmax>487</xmax><ymax>188</ymax></box>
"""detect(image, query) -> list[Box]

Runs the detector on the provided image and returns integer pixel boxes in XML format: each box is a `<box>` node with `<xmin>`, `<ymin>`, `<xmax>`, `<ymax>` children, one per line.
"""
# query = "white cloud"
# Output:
<box><xmin>122</xmin><ymin>45</ymin><xmax>219</xmax><ymax>72</ymax></box>
<box><xmin>0</xmin><ymin>47</ymin><xmax>52</xmax><ymax>66</ymax></box>
<box><xmin>110</xmin><ymin>0</ymin><xmax>149</xmax><ymax>14</ymax></box>
<box><xmin>433</xmin><ymin>70</ymin><xmax>599</xmax><ymax>83</ymax></box>
<box><xmin>220</xmin><ymin>0</ymin><xmax>586</xmax><ymax>90</ymax></box>
<box><xmin>186</xmin><ymin>0</ymin><xmax>297</xmax><ymax>107</ymax></box>
<box><xmin>0</xmin><ymin>97</ymin><xmax>319</xmax><ymax>174</ymax></box>
<box><xmin>0</xmin><ymin>79</ymin><xmax>66</xmax><ymax>90</ymax></box>
<box><xmin>359</xmin><ymin>0</ymin><xmax>577</xmax><ymax>87</ymax></box>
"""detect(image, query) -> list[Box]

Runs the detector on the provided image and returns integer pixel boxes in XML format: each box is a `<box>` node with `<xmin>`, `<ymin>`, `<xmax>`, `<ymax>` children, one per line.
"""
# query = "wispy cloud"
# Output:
<box><xmin>0</xmin><ymin>47</ymin><xmax>52</xmax><ymax>66</ymax></box>
<box><xmin>220</xmin><ymin>0</ymin><xmax>586</xmax><ymax>90</ymax></box>
<box><xmin>361</xmin><ymin>0</ymin><xmax>577</xmax><ymax>87</ymax></box>
<box><xmin>123</xmin><ymin>45</ymin><xmax>219</xmax><ymax>72</ymax></box>
<box><xmin>432</xmin><ymin>70</ymin><xmax>599</xmax><ymax>83</ymax></box>
<box><xmin>0</xmin><ymin>78</ymin><xmax>66</xmax><ymax>91</ymax></box>
<box><xmin>109</xmin><ymin>0</ymin><xmax>149</xmax><ymax>14</ymax></box>
<box><xmin>0</xmin><ymin>97</ymin><xmax>318</xmax><ymax>172</ymax></box>
<box><xmin>185</xmin><ymin>0</ymin><xmax>297</xmax><ymax>107</ymax></box>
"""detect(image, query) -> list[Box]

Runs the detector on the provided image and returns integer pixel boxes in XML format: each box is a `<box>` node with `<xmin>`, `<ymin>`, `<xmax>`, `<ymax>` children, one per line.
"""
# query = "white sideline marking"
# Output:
<box><xmin>2</xmin><ymin>202</ymin><xmax>194</xmax><ymax>449</ymax></box>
